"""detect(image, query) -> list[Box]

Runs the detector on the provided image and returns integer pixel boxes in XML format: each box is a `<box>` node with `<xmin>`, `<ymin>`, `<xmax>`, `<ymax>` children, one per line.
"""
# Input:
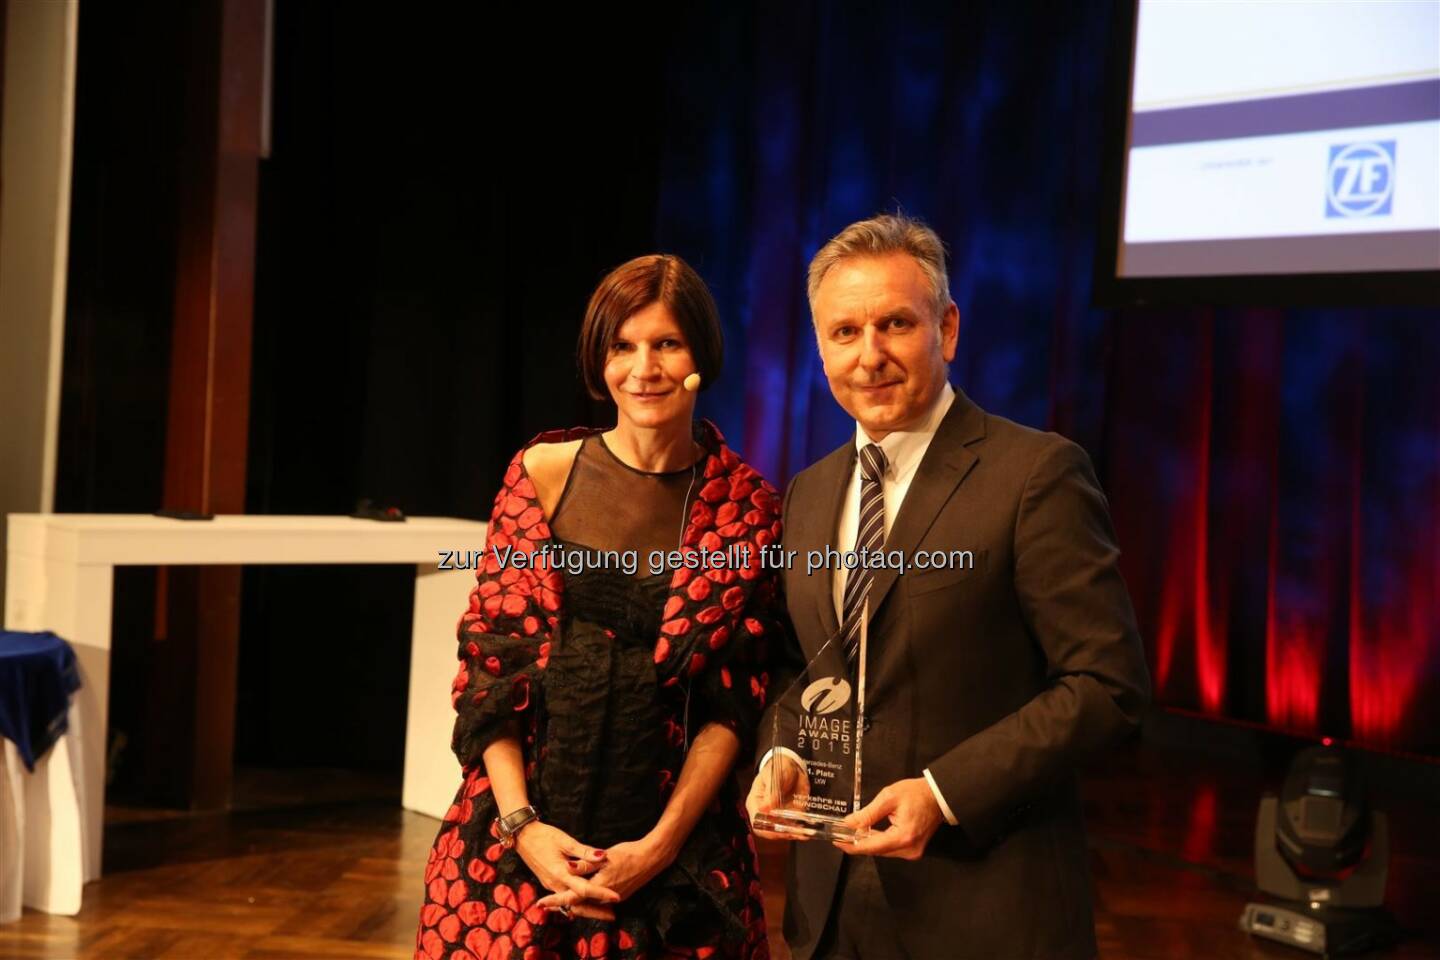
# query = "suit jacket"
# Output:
<box><xmin>762</xmin><ymin>388</ymin><xmax>1151</xmax><ymax>960</ymax></box>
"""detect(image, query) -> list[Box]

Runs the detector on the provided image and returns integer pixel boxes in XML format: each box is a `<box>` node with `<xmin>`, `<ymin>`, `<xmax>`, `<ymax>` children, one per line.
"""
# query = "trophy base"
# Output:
<box><xmin>753</xmin><ymin>809</ymin><xmax>868</xmax><ymax>843</ymax></box>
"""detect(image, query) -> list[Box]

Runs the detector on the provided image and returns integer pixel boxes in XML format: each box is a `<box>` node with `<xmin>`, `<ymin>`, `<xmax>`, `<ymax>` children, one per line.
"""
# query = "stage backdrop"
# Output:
<box><xmin>655</xmin><ymin>2</ymin><xmax>1440</xmax><ymax>756</ymax></box>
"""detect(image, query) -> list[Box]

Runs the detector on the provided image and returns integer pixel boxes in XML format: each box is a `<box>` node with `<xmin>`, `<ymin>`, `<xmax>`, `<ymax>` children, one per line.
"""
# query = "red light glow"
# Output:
<box><xmin>1266</xmin><ymin>507</ymin><xmax>1320</xmax><ymax>732</ymax></box>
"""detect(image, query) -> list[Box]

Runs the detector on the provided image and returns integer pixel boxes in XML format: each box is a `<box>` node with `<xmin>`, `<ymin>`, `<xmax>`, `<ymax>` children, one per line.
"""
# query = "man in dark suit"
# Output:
<box><xmin>747</xmin><ymin>214</ymin><xmax>1151</xmax><ymax>960</ymax></box>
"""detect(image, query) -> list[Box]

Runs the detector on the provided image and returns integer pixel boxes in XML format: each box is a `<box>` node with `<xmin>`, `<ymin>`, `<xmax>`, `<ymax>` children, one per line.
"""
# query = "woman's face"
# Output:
<box><xmin>604</xmin><ymin>301</ymin><xmax>698</xmax><ymax>431</ymax></box>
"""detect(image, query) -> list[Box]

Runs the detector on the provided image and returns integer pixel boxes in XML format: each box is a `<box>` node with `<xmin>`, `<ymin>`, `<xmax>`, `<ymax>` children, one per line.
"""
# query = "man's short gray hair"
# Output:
<box><xmin>806</xmin><ymin>213</ymin><xmax>953</xmax><ymax>317</ymax></box>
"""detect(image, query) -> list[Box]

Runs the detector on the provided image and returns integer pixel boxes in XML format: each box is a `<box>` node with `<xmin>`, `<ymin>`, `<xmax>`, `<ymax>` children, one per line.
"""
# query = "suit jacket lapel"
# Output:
<box><xmin>866</xmin><ymin>388</ymin><xmax>987</xmax><ymax>617</ymax></box>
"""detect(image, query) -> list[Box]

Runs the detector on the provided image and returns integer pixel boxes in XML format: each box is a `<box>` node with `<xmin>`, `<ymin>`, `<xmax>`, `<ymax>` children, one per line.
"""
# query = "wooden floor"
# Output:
<box><xmin>1082</xmin><ymin>738</ymin><xmax>1440</xmax><ymax>959</ymax></box>
<box><xmin>3</xmin><ymin>741</ymin><xmax>1438</xmax><ymax>959</ymax></box>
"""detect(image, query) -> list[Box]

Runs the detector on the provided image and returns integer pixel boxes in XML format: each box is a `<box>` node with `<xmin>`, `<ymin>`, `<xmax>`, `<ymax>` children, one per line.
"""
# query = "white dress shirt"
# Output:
<box><xmin>761</xmin><ymin>383</ymin><xmax>961</xmax><ymax>827</ymax></box>
<box><xmin>833</xmin><ymin>382</ymin><xmax>960</xmax><ymax>826</ymax></box>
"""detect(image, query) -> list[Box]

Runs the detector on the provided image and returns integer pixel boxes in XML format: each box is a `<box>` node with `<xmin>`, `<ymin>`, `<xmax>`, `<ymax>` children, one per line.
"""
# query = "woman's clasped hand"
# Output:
<box><xmin>513</xmin><ymin>821</ymin><xmax>622</xmax><ymax>921</ymax></box>
<box><xmin>532</xmin><ymin>833</ymin><xmax>678</xmax><ymax>918</ymax></box>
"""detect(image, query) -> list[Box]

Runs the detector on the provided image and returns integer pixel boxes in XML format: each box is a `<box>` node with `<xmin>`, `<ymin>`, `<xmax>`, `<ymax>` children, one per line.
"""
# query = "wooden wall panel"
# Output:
<box><xmin>156</xmin><ymin>0</ymin><xmax>267</xmax><ymax>811</ymax></box>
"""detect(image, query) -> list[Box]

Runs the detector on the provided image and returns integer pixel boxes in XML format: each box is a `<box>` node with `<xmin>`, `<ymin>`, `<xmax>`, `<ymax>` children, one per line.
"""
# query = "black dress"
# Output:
<box><xmin>417</xmin><ymin>426</ymin><xmax>779</xmax><ymax>960</ymax></box>
<box><xmin>543</xmin><ymin>434</ymin><xmax>702</xmax><ymax>852</ymax></box>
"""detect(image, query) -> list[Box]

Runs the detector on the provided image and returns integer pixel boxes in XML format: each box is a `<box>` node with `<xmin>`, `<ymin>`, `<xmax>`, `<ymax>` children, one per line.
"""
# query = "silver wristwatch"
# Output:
<box><xmin>494</xmin><ymin>804</ymin><xmax>539</xmax><ymax>849</ymax></box>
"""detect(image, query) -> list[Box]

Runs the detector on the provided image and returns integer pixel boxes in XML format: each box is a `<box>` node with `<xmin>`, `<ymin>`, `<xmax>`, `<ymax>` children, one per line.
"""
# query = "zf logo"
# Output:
<box><xmin>1326</xmin><ymin>141</ymin><xmax>1395</xmax><ymax>218</ymax></box>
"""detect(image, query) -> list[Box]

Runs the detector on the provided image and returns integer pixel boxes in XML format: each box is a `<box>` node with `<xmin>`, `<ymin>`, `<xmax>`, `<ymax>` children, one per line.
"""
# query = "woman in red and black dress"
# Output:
<box><xmin>416</xmin><ymin>254</ymin><xmax>782</xmax><ymax>960</ymax></box>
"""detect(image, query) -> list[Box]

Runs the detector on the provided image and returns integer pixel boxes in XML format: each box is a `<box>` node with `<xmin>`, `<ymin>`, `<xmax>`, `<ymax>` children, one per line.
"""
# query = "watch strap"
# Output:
<box><xmin>496</xmin><ymin>805</ymin><xmax>539</xmax><ymax>847</ymax></box>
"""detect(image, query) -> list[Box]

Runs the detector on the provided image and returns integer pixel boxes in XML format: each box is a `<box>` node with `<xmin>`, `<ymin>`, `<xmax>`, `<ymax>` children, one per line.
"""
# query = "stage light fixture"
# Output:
<box><xmin>1239</xmin><ymin>746</ymin><xmax>1399</xmax><ymax>955</ymax></box>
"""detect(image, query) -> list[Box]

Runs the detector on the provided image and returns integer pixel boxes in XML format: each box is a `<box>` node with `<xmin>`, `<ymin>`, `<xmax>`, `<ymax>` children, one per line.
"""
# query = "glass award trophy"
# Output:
<box><xmin>752</xmin><ymin>602</ymin><xmax>870</xmax><ymax>843</ymax></box>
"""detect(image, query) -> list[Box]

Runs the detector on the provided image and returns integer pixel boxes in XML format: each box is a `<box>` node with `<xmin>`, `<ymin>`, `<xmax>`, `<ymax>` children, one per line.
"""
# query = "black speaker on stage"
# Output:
<box><xmin>1240</xmin><ymin>746</ymin><xmax>1399</xmax><ymax>955</ymax></box>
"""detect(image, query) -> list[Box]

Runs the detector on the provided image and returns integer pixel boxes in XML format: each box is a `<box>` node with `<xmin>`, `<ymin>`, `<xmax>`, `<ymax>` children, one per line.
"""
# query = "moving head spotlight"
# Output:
<box><xmin>1240</xmin><ymin>746</ymin><xmax>1397</xmax><ymax>955</ymax></box>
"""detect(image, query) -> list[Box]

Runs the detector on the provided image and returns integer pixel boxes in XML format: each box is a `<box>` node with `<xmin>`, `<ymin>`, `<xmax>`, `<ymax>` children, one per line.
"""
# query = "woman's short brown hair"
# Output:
<box><xmin>577</xmin><ymin>254</ymin><xmax>724</xmax><ymax>402</ymax></box>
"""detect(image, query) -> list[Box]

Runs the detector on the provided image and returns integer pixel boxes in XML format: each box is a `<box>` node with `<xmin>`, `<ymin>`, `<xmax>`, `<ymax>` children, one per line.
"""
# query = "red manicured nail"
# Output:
<box><xmin>592</xmin><ymin>849</ymin><xmax>606</xmax><ymax>859</ymax></box>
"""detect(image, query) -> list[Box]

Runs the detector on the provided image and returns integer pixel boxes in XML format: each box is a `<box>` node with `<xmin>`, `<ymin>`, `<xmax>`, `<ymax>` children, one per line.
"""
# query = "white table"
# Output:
<box><xmin>2</xmin><ymin>513</ymin><xmax>487</xmax><ymax>913</ymax></box>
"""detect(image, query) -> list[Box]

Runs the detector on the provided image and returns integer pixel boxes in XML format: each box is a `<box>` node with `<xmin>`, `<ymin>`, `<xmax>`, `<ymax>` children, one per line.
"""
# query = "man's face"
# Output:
<box><xmin>812</xmin><ymin>253</ymin><xmax>959</xmax><ymax>440</ymax></box>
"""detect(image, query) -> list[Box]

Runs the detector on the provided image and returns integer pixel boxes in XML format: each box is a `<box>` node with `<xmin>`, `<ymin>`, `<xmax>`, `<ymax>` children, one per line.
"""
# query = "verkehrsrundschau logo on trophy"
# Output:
<box><xmin>753</xmin><ymin>603</ymin><xmax>871</xmax><ymax>843</ymax></box>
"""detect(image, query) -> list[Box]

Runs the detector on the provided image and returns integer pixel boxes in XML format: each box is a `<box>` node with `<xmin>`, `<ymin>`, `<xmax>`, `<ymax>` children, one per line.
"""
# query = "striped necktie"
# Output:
<box><xmin>841</xmin><ymin>443</ymin><xmax>888</xmax><ymax>662</ymax></box>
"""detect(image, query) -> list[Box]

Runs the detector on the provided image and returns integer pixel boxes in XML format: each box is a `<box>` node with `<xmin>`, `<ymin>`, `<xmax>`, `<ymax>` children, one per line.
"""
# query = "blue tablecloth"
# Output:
<box><xmin>0</xmin><ymin>631</ymin><xmax>82</xmax><ymax>772</ymax></box>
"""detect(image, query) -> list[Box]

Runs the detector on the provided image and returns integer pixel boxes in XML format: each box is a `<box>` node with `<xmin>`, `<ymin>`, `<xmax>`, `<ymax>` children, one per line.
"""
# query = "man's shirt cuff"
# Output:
<box><xmin>923</xmin><ymin>767</ymin><xmax>959</xmax><ymax>826</ymax></box>
<box><xmin>757</xmin><ymin>747</ymin><xmax>805</xmax><ymax>774</ymax></box>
